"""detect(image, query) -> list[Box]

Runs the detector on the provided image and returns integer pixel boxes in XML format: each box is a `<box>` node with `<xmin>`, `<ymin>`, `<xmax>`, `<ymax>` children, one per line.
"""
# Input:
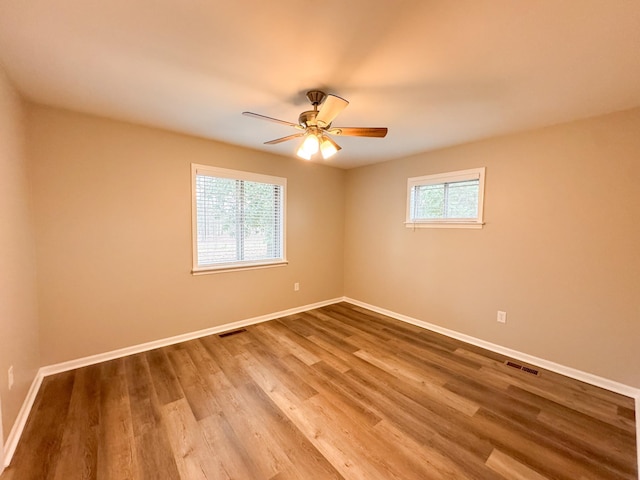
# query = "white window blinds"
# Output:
<box><xmin>192</xmin><ymin>165</ymin><xmax>286</xmax><ymax>271</ymax></box>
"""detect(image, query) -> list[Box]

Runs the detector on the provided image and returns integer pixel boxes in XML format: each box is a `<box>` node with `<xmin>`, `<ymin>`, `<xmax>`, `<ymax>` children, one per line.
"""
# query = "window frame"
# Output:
<box><xmin>405</xmin><ymin>167</ymin><xmax>486</xmax><ymax>229</ymax></box>
<box><xmin>191</xmin><ymin>164</ymin><xmax>287</xmax><ymax>274</ymax></box>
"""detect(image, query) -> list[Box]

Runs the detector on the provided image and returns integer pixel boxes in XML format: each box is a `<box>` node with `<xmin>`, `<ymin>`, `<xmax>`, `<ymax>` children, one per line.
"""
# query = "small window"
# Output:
<box><xmin>406</xmin><ymin>167</ymin><xmax>485</xmax><ymax>228</ymax></box>
<box><xmin>192</xmin><ymin>164</ymin><xmax>287</xmax><ymax>273</ymax></box>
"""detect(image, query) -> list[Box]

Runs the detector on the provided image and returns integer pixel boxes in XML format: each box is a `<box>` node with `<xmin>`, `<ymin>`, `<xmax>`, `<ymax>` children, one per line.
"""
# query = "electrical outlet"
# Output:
<box><xmin>294</xmin><ymin>282</ymin><xmax>300</xmax><ymax>291</ymax></box>
<box><xmin>497</xmin><ymin>311</ymin><xmax>507</xmax><ymax>324</ymax></box>
<box><xmin>8</xmin><ymin>365</ymin><xmax>14</xmax><ymax>390</ymax></box>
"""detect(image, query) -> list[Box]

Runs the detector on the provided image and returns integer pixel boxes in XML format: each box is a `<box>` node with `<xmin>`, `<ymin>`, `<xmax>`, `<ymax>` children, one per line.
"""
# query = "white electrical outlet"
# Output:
<box><xmin>8</xmin><ymin>365</ymin><xmax>14</xmax><ymax>390</ymax></box>
<box><xmin>497</xmin><ymin>311</ymin><xmax>507</xmax><ymax>324</ymax></box>
<box><xmin>294</xmin><ymin>282</ymin><xmax>300</xmax><ymax>291</ymax></box>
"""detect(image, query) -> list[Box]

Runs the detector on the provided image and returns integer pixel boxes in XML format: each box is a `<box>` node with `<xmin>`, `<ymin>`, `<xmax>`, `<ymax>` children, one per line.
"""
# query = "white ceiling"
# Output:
<box><xmin>1</xmin><ymin>1</ymin><xmax>639</xmax><ymax>169</ymax></box>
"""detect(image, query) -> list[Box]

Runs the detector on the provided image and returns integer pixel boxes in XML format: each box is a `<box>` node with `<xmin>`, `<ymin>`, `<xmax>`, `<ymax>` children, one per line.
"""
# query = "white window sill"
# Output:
<box><xmin>192</xmin><ymin>260</ymin><xmax>288</xmax><ymax>275</ymax></box>
<box><xmin>405</xmin><ymin>221</ymin><xmax>484</xmax><ymax>229</ymax></box>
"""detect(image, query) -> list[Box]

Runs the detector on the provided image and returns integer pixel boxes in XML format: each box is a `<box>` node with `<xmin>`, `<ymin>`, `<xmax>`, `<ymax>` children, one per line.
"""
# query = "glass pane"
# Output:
<box><xmin>195</xmin><ymin>174</ymin><xmax>283</xmax><ymax>267</ymax></box>
<box><xmin>243</xmin><ymin>181</ymin><xmax>281</xmax><ymax>261</ymax></box>
<box><xmin>195</xmin><ymin>175</ymin><xmax>239</xmax><ymax>265</ymax></box>
<box><xmin>412</xmin><ymin>184</ymin><xmax>445</xmax><ymax>219</ymax></box>
<box><xmin>410</xmin><ymin>179</ymin><xmax>479</xmax><ymax>221</ymax></box>
<box><xmin>446</xmin><ymin>180</ymin><xmax>479</xmax><ymax>219</ymax></box>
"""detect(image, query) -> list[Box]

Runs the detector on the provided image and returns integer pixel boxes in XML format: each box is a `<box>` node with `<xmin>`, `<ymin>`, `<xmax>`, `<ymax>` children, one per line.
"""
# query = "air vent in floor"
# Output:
<box><xmin>505</xmin><ymin>361</ymin><xmax>539</xmax><ymax>376</ymax></box>
<box><xmin>218</xmin><ymin>328</ymin><xmax>247</xmax><ymax>338</ymax></box>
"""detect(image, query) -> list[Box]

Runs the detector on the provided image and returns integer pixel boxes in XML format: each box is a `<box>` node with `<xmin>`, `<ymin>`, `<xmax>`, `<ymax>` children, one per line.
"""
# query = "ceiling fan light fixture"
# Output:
<box><xmin>320</xmin><ymin>136</ymin><xmax>340</xmax><ymax>159</ymax></box>
<box><xmin>300</xmin><ymin>132</ymin><xmax>320</xmax><ymax>157</ymax></box>
<box><xmin>296</xmin><ymin>148</ymin><xmax>312</xmax><ymax>160</ymax></box>
<box><xmin>296</xmin><ymin>141</ymin><xmax>313</xmax><ymax>160</ymax></box>
<box><xmin>243</xmin><ymin>90</ymin><xmax>388</xmax><ymax>161</ymax></box>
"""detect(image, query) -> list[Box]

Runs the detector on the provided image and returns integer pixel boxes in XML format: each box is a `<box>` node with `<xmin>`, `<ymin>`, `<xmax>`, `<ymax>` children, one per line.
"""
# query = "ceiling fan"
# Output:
<box><xmin>243</xmin><ymin>90</ymin><xmax>388</xmax><ymax>160</ymax></box>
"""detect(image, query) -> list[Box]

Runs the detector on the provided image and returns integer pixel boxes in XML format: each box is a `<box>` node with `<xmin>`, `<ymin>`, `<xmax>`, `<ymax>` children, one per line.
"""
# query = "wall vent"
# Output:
<box><xmin>505</xmin><ymin>361</ymin><xmax>539</xmax><ymax>376</ymax></box>
<box><xmin>218</xmin><ymin>328</ymin><xmax>247</xmax><ymax>338</ymax></box>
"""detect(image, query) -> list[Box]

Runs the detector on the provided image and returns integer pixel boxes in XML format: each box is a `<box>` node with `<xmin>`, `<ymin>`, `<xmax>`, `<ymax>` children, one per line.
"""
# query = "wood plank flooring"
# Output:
<box><xmin>2</xmin><ymin>302</ymin><xmax>637</xmax><ymax>479</ymax></box>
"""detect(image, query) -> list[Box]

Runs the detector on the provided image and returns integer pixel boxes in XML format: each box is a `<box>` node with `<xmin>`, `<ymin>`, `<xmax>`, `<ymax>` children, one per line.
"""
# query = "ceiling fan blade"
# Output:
<box><xmin>316</xmin><ymin>94</ymin><xmax>349</xmax><ymax>127</ymax></box>
<box><xmin>327</xmin><ymin>127</ymin><xmax>388</xmax><ymax>137</ymax></box>
<box><xmin>242</xmin><ymin>111</ymin><xmax>302</xmax><ymax>129</ymax></box>
<box><xmin>264</xmin><ymin>133</ymin><xmax>304</xmax><ymax>145</ymax></box>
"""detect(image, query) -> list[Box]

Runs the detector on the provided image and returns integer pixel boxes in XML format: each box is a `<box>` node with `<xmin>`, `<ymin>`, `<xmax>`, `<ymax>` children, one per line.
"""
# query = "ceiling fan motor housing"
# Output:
<box><xmin>299</xmin><ymin>90</ymin><xmax>329</xmax><ymax>128</ymax></box>
<box><xmin>299</xmin><ymin>110</ymin><xmax>320</xmax><ymax>129</ymax></box>
<box><xmin>306</xmin><ymin>90</ymin><xmax>326</xmax><ymax>106</ymax></box>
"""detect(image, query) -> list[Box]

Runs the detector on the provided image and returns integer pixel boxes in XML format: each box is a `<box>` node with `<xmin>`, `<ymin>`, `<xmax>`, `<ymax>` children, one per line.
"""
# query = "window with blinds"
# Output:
<box><xmin>192</xmin><ymin>165</ymin><xmax>286</xmax><ymax>272</ymax></box>
<box><xmin>406</xmin><ymin>167</ymin><xmax>485</xmax><ymax>228</ymax></box>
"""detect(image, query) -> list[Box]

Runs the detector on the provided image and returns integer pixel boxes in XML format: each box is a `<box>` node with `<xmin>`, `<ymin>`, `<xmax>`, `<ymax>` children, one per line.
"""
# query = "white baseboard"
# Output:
<box><xmin>344</xmin><ymin>297</ymin><xmax>640</xmax><ymax>480</ymax></box>
<box><xmin>40</xmin><ymin>297</ymin><xmax>343</xmax><ymax>377</ymax></box>
<box><xmin>2</xmin><ymin>371</ymin><xmax>43</xmax><ymax>468</ymax></box>
<box><xmin>3</xmin><ymin>296</ymin><xmax>639</xmax><ymax>478</ymax></box>
<box><xmin>344</xmin><ymin>297</ymin><xmax>640</xmax><ymax>398</ymax></box>
<box><xmin>0</xmin><ymin>396</ymin><xmax>3</xmax><ymax>474</ymax></box>
<box><xmin>637</xmin><ymin>396</ymin><xmax>640</xmax><ymax>480</ymax></box>
<box><xmin>3</xmin><ymin>297</ymin><xmax>343</xmax><ymax>468</ymax></box>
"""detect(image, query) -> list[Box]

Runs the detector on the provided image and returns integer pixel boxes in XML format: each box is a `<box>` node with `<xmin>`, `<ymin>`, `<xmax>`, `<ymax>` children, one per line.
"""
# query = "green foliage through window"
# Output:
<box><xmin>411</xmin><ymin>180</ymin><xmax>479</xmax><ymax>220</ymax></box>
<box><xmin>406</xmin><ymin>168</ymin><xmax>485</xmax><ymax>227</ymax></box>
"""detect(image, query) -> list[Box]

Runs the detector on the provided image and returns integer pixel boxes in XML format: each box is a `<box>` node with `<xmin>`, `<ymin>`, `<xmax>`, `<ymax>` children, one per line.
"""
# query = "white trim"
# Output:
<box><xmin>193</xmin><ymin>164</ymin><xmax>286</xmax><ymax>186</ymax></box>
<box><xmin>192</xmin><ymin>260</ymin><xmax>288</xmax><ymax>275</ymax></box>
<box><xmin>0</xmin><ymin>395</ymin><xmax>4</xmax><ymax>474</ymax></box>
<box><xmin>344</xmin><ymin>297</ymin><xmax>640</xmax><ymax>399</ymax></box>
<box><xmin>2</xmin><ymin>297</ymin><xmax>343</xmax><ymax>469</ymax></box>
<box><xmin>408</xmin><ymin>168</ymin><xmax>484</xmax><ymax>186</ymax></box>
<box><xmin>404</xmin><ymin>221</ymin><xmax>484</xmax><ymax>229</ymax></box>
<box><xmin>345</xmin><ymin>297</ymin><xmax>640</xmax><ymax>480</ymax></box>
<box><xmin>3</xmin><ymin>296</ymin><xmax>639</xmax><ymax>478</ymax></box>
<box><xmin>636</xmin><ymin>394</ymin><xmax>640</xmax><ymax>480</ymax></box>
<box><xmin>191</xmin><ymin>163</ymin><xmax>287</xmax><ymax>273</ymax></box>
<box><xmin>40</xmin><ymin>297</ymin><xmax>342</xmax><ymax>377</ymax></box>
<box><xmin>2</xmin><ymin>371</ymin><xmax>44</xmax><ymax>468</ymax></box>
<box><xmin>406</xmin><ymin>166</ymin><xmax>485</xmax><ymax>227</ymax></box>
<box><xmin>191</xmin><ymin>163</ymin><xmax>199</xmax><ymax>271</ymax></box>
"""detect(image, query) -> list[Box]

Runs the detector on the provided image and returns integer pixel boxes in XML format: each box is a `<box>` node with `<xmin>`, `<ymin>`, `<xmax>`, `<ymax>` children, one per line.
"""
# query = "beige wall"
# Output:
<box><xmin>0</xmin><ymin>69</ymin><xmax>40</xmax><ymax>444</ymax></box>
<box><xmin>12</xmin><ymin>101</ymin><xmax>640</xmax><ymax>402</ymax></box>
<box><xmin>27</xmin><ymin>105</ymin><xmax>345</xmax><ymax>366</ymax></box>
<box><xmin>345</xmin><ymin>108</ymin><xmax>640</xmax><ymax>388</ymax></box>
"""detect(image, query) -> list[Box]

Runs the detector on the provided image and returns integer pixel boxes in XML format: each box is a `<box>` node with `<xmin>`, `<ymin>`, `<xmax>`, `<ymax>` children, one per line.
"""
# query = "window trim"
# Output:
<box><xmin>405</xmin><ymin>167</ymin><xmax>486</xmax><ymax>229</ymax></box>
<box><xmin>191</xmin><ymin>164</ymin><xmax>287</xmax><ymax>274</ymax></box>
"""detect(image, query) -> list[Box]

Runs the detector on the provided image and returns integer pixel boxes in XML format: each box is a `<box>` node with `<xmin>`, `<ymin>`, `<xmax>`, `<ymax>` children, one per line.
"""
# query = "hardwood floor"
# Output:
<box><xmin>2</xmin><ymin>302</ymin><xmax>637</xmax><ymax>479</ymax></box>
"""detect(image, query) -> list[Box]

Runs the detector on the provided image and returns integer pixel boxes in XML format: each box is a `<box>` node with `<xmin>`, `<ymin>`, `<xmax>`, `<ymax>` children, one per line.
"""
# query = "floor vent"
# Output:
<box><xmin>218</xmin><ymin>328</ymin><xmax>247</xmax><ymax>338</ymax></box>
<box><xmin>505</xmin><ymin>361</ymin><xmax>539</xmax><ymax>376</ymax></box>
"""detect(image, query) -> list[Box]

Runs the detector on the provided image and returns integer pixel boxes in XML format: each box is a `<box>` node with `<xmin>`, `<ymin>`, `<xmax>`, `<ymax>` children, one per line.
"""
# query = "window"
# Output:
<box><xmin>406</xmin><ymin>167</ymin><xmax>485</xmax><ymax>228</ymax></box>
<box><xmin>192</xmin><ymin>164</ymin><xmax>286</xmax><ymax>273</ymax></box>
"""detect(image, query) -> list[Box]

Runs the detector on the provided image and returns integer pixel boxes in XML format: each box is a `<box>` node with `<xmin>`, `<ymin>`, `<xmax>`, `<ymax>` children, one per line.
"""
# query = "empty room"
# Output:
<box><xmin>0</xmin><ymin>1</ymin><xmax>638</xmax><ymax>479</ymax></box>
